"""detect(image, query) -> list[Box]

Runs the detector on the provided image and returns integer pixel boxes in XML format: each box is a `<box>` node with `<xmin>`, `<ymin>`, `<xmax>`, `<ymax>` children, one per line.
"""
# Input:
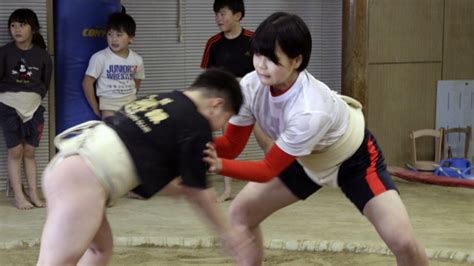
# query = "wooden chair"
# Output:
<box><xmin>443</xmin><ymin>126</ymin><xmax>472</xmax><ymax>159</ymax></box>
<box><xmin>410</xmin><ymin>128</ymin><xmax>444</xmax><ymax>171</ymax></box>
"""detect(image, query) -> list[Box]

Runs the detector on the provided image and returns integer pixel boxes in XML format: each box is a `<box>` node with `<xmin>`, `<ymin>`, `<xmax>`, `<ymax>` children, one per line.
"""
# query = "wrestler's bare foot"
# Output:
<box><xmin>14</xmin><ymin>194</ymin><xmax>34</xmax><ymax>210</ymax></box>
<box><xmin>216</xmin><ymin>191</ymin><xmax>232</xmax><ymax>202</ymax></box>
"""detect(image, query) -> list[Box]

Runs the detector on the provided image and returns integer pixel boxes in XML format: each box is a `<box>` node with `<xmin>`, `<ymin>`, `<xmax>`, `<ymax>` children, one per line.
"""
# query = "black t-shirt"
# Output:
<box><xmin>105</xmin><ymin>91</ymin><xmax>212</xmax><ymax>198</ymax></box>
<box><xmin>0</xmin><ymin>42</ymin><xmax>53</xmax><ymax>98</ymax></box>
<box><xmin>201</xmin><ymin>29</ymin><xmax>254</xmax><ymax>78</ymax></box>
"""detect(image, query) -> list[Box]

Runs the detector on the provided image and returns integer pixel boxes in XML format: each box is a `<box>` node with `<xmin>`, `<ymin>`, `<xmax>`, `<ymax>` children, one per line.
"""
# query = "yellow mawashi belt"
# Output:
<box><xmin>297</xmin><ymin>96</ymin><xmax>365</xmax><ymax>174</ymax></box>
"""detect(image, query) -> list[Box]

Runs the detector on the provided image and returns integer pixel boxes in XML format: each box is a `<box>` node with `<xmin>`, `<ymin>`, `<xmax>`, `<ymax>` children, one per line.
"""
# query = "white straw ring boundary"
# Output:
<box><xmin>1</xmin><ymin>237</ymin><xmax>473</xmax><ymax>263</ymax></box>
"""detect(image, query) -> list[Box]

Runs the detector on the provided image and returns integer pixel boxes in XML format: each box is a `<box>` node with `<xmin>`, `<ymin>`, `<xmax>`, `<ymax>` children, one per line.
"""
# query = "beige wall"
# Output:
<box><xmin>368</xmin><ymin>63</ymin><xmax>441</xmax><ymax>164</ymax></box>
<box><xmin>368</xmin><ymin>0</ymin><xmax>443</xmax><ymax>63</ymax></box>
<box><xmin>367</xmin><ymin>0</ymin><xmax>473</xmax><ymax>166</ymax></box>
<box><xmin>443</xmin><ymin>0</ymin><xmax>474</xmax><ymax>79</ymax></box>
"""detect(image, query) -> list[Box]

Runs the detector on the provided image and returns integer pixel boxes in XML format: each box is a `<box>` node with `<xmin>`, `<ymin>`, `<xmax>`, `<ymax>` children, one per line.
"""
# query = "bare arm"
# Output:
<box><xmin>181</xmin><ymin>186</ymin><xmax>229</xmax><ymax>235</ymax></box>
<box><xmin>82</xmin><ymin>75</ymin><xmax>100</xmax><ymax>117</ymax></box>
<box><xmin>134</xmin><ymin>79</ymin><xmax>142</xmax><ymax>92</ymax></box>
<box><xmin>181</xmin><ymin>186</ymin><xmax>253</xmax><ymax>262</ymax></box>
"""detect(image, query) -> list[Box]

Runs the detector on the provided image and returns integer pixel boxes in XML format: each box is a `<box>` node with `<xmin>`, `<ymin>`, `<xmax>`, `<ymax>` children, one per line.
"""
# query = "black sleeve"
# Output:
<box><xmin>201</xmin><ymin>38</ymin><xmax>216</xmax><ymax>69</ymax></box>
<box><xmin>177</xmin><ymin>127</ymin><xmax>212</xmax><ymax>189</ymax></box>
<box><xmin>0</xmin><ymin>46</ymin><xmax>5</xmax><ymax>83</ymax></box>
<box><xmin>41</xmin><ymin>51</ymin><xmax>53</xmax><ymax>98</ymax></box>
<box><xmin>208</xmin><ymin>47</ymin><xmax>216</xmax><ymax>68</ymax></box>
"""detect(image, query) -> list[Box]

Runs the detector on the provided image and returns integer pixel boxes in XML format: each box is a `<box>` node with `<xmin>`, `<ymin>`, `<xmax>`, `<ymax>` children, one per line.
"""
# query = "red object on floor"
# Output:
<box><xmin>388</xmin><ymin>166</ymin><xmax>474</xmax><ymax>189</ymax></box>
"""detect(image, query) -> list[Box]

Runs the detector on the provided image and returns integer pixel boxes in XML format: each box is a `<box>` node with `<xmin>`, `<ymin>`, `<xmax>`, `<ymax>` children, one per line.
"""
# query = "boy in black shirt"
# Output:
<box><xmin>37</xmin><ymin>69</ymin><xmax>252</xmax><ymax>265</ymax></box>
<box><xmin>201</xmin><ymin>0</ymin><xmax>253</xmax><ymax>77</ymax></box>
<box><xmin>201</xmin><ymin>0</ymin><xmax>261</xmax><ymax>202</ymax></box>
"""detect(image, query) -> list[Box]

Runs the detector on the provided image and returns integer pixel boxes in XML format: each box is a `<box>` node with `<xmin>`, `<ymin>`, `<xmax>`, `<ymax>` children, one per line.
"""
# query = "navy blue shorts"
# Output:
<box><xmin>0</xmin><ymin>103</ymin><xmax>45</xmax><ymax>149</ymax></box>
<box><xmin>278</xmin><ymin>129</ymin><xmax>397</xmax><ymax>213</ymax></box>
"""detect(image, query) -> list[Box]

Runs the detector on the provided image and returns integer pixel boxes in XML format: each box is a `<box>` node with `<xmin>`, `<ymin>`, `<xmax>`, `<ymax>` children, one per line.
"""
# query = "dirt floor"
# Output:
<box><xmin>1</xmin><ymin>246</ymin><xmax>471</xmax><ymax>265</ymax></box>
<box><xmin>0</xmin><ymin>176</ymin><xmax>473</xmax><ymax>265</ymax></box>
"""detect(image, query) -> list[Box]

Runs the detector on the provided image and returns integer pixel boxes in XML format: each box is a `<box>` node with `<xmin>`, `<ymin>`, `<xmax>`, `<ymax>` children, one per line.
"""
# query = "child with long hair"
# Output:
<box><xmin>0</xmin><ymin>8</ymin><xmax>52</xmax><ymax>209</ymax></box>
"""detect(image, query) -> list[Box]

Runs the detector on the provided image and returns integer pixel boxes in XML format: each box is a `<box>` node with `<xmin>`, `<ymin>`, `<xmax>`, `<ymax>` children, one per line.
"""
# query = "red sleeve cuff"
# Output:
<box><xmin>214</xmin><ymin>123</ymin><xmax>253</xmax><ymax>159</ymax></box>
<box><xmin>220</xmin><ymin>144</ymin><xmax>296</xmax><ymax>182</ymax></box>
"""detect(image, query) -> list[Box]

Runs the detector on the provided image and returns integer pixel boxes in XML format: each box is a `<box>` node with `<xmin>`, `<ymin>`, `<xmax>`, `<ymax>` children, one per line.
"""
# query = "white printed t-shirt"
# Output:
<box><xmin>230</xmin><ymin>70</ymin><xmax>350</xmax><ymax>185</ymax></box>
<box><xmin>85</xmin><ymin>47</ymin><xmax>145</xmax><ymax>98</ymax></box>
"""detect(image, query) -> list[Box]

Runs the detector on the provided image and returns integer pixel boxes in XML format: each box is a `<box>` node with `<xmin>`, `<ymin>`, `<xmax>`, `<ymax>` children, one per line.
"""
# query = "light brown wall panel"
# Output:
<box><xmin>368</xmin><ymin>0</ymin><xmax>443</xmax><ymax>63</ymax></box>
<box><xmin>368</xmin><ymin>63</ymin><xmax>442</xmax><ymax>166</ymax></box>
<box><xmin>443</xmin><ymin>0</ymin><xmax>474</xmax><ymax>79</ymax></box>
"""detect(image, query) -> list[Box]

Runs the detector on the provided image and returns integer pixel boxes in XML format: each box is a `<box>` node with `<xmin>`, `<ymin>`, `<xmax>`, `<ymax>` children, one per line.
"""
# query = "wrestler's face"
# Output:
<box><xmin>208</xmin><ymin>109</ymin><xmax>233</xmax><ymax>131</ymax></box>
<box><xmin>203</xmin><ymin>98</ymin><xmax>233</xmax><ymax>131</ymax></box>
<box><xmin>253</xmin><ymin>44</ymin><xmax>302</xmax><ymax>93</ymax></box>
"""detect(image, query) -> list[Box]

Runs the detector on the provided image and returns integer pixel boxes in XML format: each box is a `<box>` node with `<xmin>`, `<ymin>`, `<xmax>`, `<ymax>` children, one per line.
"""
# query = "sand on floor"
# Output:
<box><xmin>1</xmin><ymin>176</ymin><xmax>473</xmax><ymax>265</ymax></box>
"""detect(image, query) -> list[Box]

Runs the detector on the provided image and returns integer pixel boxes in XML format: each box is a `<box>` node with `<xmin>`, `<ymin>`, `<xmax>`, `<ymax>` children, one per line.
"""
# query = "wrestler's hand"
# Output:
<box><xmin>203</xmin><ymin>142</ymin><xmax>222</xmax><ymax>173</ymax></box>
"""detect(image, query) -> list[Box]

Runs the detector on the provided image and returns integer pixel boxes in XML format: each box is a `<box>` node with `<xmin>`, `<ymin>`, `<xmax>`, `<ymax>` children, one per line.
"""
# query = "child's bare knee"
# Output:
<box><xmin>8</xmin><ymin>145</ymin><xmax>23</xmax><ymax>159</ymax></box>
<box><xmin>22</xmin><ymin>145</ymin><xmax>35</xmax><ymax>159</ymax></box>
